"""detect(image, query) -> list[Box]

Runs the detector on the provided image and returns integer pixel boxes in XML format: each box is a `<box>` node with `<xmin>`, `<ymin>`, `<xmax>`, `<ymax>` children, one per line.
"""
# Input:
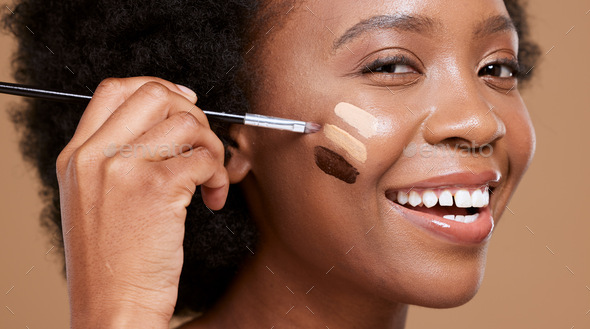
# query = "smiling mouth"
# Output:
<box><xmin>386</xmin><ymin>186</ymin><xmax>491</xmax><ymax>224</ymax></box>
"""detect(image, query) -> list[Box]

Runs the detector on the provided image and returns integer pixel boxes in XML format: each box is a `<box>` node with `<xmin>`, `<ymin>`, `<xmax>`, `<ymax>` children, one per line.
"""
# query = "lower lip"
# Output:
<box><xmin>387</xmin><ymin>201</ymin><xmax>494</xmax><ymax>245</ymax></box>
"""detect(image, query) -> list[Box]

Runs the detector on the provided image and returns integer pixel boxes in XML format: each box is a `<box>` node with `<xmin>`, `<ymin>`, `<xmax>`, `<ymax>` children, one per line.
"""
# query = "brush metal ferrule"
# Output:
<box><xmin>244</xmin><ymin>113</ymin><xmax>307</xmax><ymax>133</ymax></box>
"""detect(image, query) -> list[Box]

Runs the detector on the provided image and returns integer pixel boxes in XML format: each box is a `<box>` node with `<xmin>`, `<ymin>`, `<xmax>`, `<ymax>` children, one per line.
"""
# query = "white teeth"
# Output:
<box><xmin>483</xmin><ymin>189</ymin><xmax>490</xmax><ymax>207</ymax></box>
<box><xmin>439</xmin><ymin>190</ymin><xmax>453</xmax><ymax>206</ymax></box>
<box><xmin>408</xmin><ymin>191</ymin><xmax>422</xmax><ymax>207</ymax></box>
<box><xmin>393</xmin><ymin>187</ymin><xmax>490</xmax><ymax>208</ymax></box>
<box><xmin>465</xmin><ymin>213</ymin><xmax>479</xmax><ymax>223</ymax></box>
<box><xmin>471</xmin><ymin>190</ymin><xmax>484</xmax><ymax>208</ymax></box>
<box><xmin>397</xmin><ymin>191</ymin><xmax>408</xmax><ymax>205</ymax></box>
<box><xmin>422</xmin><ymin>190</ymin><xmax>438</xmax><ymax>208</ymax></box>
<box><xmin>454</xmin><ymin>190</ymin><xmax>472</xmax><ymax>208</ymax></box>
<box><xmin>441</xmin><ymin>213</ymin><xmax>479</xmax><ymax>223</ymax></box>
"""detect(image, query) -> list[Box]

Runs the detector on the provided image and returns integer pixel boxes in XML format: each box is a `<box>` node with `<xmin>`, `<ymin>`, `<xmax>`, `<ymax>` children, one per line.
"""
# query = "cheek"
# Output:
<box><xmin>323</xmin><ymin>124</ymin><xmax>368</xmax><ymax>163</ymax></box>
<box><xmin>314</xmin><ymin>146</ymin><xmax>359</xmax><ymax>184</ymax></box>
<box><xmin>311</xmin><ymin>101</ymin><xmax>408</xmax><ymax>185</ymax></box>
<box><xmin>520</xmin><ymin>109</ymin><xmax>536</xmax><ymax>167</ymax></box>
<box><xmin>505</xmin><ymin>99</ymin><xmax>536</xmax><ymax>173</ymax></box>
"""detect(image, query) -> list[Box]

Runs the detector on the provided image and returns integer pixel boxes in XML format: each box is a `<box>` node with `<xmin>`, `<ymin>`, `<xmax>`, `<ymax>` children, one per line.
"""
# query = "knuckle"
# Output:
<box><xmin>102</xmin><ymin>155</ymin><xmax>126</xmax><ymax>177</ymax></box>
<box><xmin>192</xmin><ymin>109</ymin><xmax>209</xmax><ymax>125</ymax></box>
<box><xmin>69</xmin><ymin>146</ymin><xmax>96</xmax><ymax>168</ymax></box>
<box><xmin>56</xmin><ymin>147</ymin><xmax>71</xmax><ymax>174</ymax></box>
<box><xmin>57</xmin><ymin>146</ymin><xmax>99</xmax><ymax>182</ymax></box>
<box><xmin>95</xmin><ymin>78</ymin><xmax>122</xmax><ymax>96</ymax></box>
<box><xmin>205</xmin><ymin>136</ymin><xmax>225</xmax><ymax>164</ymax></box>
<box><xmin>212</xmin><ymin>137</ymin><xmax>225</xmax><ymax>161</ymax></box>
<box><xmin>173</xmin><ymin>113</ymin><xmax>224</xmax><ymax>162</ymax></box>
<box><xmin>202</xmin><ymin>128</ymin><xmax>225</xmax><ymax>161</ymax></box>
<box><xmin>193</xmin><ymin>146</ymin><xmax>216</xmax><ymax>164</ymax></box>
<box><xmin>138</xmin><ymin>81</ymin><xmax>169</xmax><ymax>100</ymax></box>
<box><xmin>175</xmin><ymin>112</ymin><xmax>201</xmax><ymax>131</ymax></box>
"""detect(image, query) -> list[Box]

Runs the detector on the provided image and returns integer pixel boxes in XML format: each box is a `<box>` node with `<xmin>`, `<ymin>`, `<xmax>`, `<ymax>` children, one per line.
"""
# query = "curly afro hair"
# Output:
<box><xmin>3</xmin><ymin>0</ymin><xmax>540</xmax><ymax>317</ymax></box>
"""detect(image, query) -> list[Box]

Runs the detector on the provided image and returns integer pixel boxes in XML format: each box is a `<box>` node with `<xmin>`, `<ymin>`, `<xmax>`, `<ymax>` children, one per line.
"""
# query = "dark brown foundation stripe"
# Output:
<box><xmin>314</xmin><ymin>146</ymin><xmax>359</xmax><ymax>184</ymax></box>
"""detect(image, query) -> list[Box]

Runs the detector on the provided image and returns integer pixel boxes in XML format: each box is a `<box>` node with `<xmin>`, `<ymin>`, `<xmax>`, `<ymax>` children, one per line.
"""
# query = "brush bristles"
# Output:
<box><xmin>304</xmin><ymin>122</ymin><xmax>322</xmax><ymax>134</ymax></box>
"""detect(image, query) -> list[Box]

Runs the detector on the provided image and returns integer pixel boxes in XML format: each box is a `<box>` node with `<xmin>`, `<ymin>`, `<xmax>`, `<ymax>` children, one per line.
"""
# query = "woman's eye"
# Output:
<box><xmin>373</xmin><ymin>64</ymin><xmax>415</xmax><ymax>74</ymax></box>
<box><xmin>360</xmin><ymin>55</ymin><xmax>422</xmax><ymax>86</ymax></box>
<box><xmin>362</xmin><ymin>54</ymin><xmax>420</xmax><ymax>76</ymax></box>
<box><xmin>479</xmin><ymin>64</ymin><xmax>515</xmax><ymax>78</ymax></box>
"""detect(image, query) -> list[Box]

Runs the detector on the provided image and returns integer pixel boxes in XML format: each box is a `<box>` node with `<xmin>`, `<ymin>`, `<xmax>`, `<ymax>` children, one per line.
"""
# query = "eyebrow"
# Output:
<box><xmin>333</xmin><ymin>14</ymin><xmax>439</xmax><ymax>50</ymax></box>
<box><xmin>473</xmin><ymin>14</ymin><xmax>517</xmax><ymax>37</ymax></box>
<box><xmin>333</xmin><ymin>14</ymin><xmax>517</xmax><ymax>51</ymax></box>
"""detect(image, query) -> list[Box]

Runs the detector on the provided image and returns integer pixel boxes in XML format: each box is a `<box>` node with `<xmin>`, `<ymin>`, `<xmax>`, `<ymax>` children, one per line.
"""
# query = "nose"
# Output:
<box><xmin>422</xmin><ymin>79</ymin><xmax>506</xmax><ymax>148</ymax></box>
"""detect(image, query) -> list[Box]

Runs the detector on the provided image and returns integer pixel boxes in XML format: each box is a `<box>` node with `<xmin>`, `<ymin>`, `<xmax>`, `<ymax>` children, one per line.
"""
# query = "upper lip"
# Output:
<box><xmin>385</xmin><ymin>170</ymin><xmax>501</xmax><ymax>191</ymax></box>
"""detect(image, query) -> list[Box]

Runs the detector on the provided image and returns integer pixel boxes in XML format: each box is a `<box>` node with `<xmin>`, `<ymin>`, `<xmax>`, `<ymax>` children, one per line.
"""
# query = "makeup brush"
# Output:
<box><xmin>0</xmin><ymin>81</ymin><xmax>322</xmax><ymax>134</ymax></box>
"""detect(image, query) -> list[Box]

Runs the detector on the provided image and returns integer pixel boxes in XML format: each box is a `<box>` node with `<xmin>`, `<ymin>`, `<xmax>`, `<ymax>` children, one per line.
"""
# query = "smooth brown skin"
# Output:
<box><xmin>58</xmin><ymin>0</ymin><xmax>535</xmax><ymax>328</ymax></box>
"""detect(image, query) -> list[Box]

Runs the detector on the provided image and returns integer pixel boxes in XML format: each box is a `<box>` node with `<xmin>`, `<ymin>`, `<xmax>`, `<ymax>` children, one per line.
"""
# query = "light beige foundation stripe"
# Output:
<box><xmin>334</xmin><ymin>102</ymin><xmax>378</xmax><ymax>138</ymax></box>
<box><xmin>323</xmin><ymin>124</ymin><xmax>367</xmax><ymax>163</ymax></box>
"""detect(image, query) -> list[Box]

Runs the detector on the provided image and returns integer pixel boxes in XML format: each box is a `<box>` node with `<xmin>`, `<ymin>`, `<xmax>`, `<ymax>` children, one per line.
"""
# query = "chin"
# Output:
<box><xmin>362</xmin><ymin>245</ymin><xmax>488</xmax><ymax>309</ymax></box>
<box><xmin>400</xmin><ymin>261</ymin><xmax>486</xmax><ymax>309</ymax></box>
<box><xmin>415</xmin><ymin>283</ymin><xmax>482</xmax><ymax>309</ymax></box>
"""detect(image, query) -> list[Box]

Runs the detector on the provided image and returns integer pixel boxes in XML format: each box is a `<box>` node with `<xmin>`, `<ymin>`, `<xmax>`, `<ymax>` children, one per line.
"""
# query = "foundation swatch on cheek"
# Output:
<box><xmin>314</xmin><ymin>146</ymin><xmax>359</xmax><ymax>184</ymax></box>
<box><xmin>323</xmin><ymin>124</ymin><xmax>367</xmax><ymax>163</ymax></box>
<box><xmin>334</xmin><ymin>102</ymin><xmax>378</xmax><ymax>138</ymax></box>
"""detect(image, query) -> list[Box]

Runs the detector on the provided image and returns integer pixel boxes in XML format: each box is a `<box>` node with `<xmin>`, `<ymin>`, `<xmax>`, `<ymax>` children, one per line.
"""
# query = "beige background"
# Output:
<box><xmin>1</xmin><ymin>1</ymin><xmax>589</xmax><ymax>328</ymax></box>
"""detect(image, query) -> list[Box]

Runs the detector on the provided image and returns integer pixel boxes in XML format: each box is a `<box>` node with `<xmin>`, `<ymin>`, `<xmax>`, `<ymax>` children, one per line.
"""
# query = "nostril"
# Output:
<box><xmin>422</xmin><ymin>102</ymin><xmax>506</xmax><ymax>147</ymax></box>
<box><xmin>439</xmin><ymin>137</ymin><xmax>476</xmax><ymax>149</ymax></box>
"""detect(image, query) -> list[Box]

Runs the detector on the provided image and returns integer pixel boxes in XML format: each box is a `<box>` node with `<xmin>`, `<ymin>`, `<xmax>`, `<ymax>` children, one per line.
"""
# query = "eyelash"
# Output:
<box><xmin>478</xmin><ymin>58</ymin><xmax>523</xmax><ymax>79</ymax></box>
<box><xmin>361</xmin><ymin>54</ymin><xmax>419</xmax><ymax>74</ymax></box>
<box><xmin>361</xmin><ymin>55</ymin><xmax>523</xmax><ymax>79</ymax></box>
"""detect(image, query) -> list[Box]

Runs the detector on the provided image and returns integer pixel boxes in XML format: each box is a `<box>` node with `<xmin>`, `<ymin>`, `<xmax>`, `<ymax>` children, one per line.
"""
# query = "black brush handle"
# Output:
<box><xmin>0</xmin><ymin>81</ymin><xmax>92</xmax><ymax>103</ymax></box>
<box><xmin>0</xmin><ymin>81</ymin><xmax>246</xmax><ymax>124</ymax></box>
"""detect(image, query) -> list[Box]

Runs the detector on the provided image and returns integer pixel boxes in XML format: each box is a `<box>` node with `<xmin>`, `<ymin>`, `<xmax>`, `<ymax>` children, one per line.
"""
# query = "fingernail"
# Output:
<box><xmin>175</xmin><ymin>84</ymin><xmax>197</xmax><ymax>98</ymax></box>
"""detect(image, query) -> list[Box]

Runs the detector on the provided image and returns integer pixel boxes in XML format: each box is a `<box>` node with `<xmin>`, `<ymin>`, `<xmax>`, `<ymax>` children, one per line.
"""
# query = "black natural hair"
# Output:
<box><xmin>3</xmin><ymin>0</ymin><xmax>540</xmax><ymax>317</ymax></box>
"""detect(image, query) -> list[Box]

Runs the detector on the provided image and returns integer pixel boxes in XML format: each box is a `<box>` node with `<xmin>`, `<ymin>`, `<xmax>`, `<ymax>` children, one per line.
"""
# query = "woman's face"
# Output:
<box><xmin>235</xmin><ymin>0</ymin><xmax>535</xmax><ymax>307</ymax></box>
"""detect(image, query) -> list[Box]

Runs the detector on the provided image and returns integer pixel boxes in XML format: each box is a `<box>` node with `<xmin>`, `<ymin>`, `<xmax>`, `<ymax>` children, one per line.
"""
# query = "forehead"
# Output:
<box><xmin>298</xmin><ymin>0</ymin><xmax>510</xmax><ymax>28</ymax></box>
<box><xmin>264</xmin><ymin>0</ymin><xmax>513</xmax><ymax>51</ymax></box>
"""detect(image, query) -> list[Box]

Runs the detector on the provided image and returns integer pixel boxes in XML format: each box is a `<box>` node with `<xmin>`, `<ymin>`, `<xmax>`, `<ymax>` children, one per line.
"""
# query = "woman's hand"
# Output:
<box><xmin>56</xmin><ymin>77</ymin><xmax>229</xmax><ymax>329</ymax></box>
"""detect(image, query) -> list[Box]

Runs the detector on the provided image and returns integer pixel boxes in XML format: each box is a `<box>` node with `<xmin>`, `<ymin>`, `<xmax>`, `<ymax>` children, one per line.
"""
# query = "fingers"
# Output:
<box><xmin>67</xmin><ymin>77</ymin><xmax>198</xmax><ymax>150</ymax></box>
<box><xmin>130</xmin><ymin>111</ymin><xmax>228</xmax><ymax>209</ymax></box>
<box><xmin>57</xmin><ymin>76</ymin><xmax>229</xmax><ymax>210</ymax></box>
<box><xmin>87</xmin><ymin>81</ymin><xmax>208</xmax><ymax>149</ymax></box>
<box><xmin>156</xmin><ymin>148</ymin><xmax>230</xmax><ymax>210</ymax></box>
<box><xmin>201</xmin><ymin>184</ymin><xmax>231</xmax><ymax>211</ymax></box>
<box><xmin>131</xmin><ymin>112</ymin><xmax>225</xmax><ymax>162</ymax></box>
